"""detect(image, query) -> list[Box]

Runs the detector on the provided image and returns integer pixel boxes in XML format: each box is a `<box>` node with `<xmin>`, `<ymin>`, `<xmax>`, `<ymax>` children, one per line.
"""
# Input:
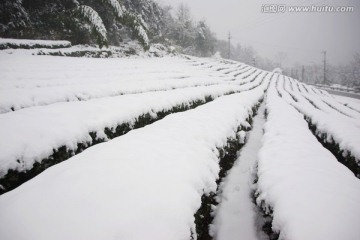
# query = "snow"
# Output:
<box><xmin>0</xmin><ymin>38</ymin><xmax>71</xmax><ymax>49</ymax></box>
<box><xmin>333</xmin><ymin>95</ymin><xmax>360</xmax><ymax>113</ymax></box>
<box><xmin>256</xmin><ymin>82</ymin><xmax>360</xmax><ymax>240</ymax></box>
<box><xmin>1</xmin><ymin>48</ymin><xmax>360</xmax><ymax>240</ymax></box>
<box><xmin>290</xmin><ymin>78</ymin><xmax>360</xmax><ymax>119</ymax></box>
<box><xmin>0</xmin><ymin>84</ymin><xmax>259</xmax><ymax>178</ymax></box>
<box><xmin>281</xmin><ymin>77</ymin><xmax>360</xmax><ymax>162</ymax></box>
<box><xmin>6</xmin><ymin>42</ymin><xmax>174</xmax><ymax>58</ymax></box>
<box><xmin>334</xmin><ymin>95</ymin><xmax>360</xmax><ymax>105</ymax></box>
<box><xmin>0</xmin><ymin>54</ymin><xmax>235</xmax><ymax>113</ymax></box>
<box><xmin>316</xmin><ymin>83</ymin><xmax>360</xmax><ymax>94</ymax></box>
<box><xmin>212</xmin><ymin>51</ymin><xmax>222</xmax><ymax>59</ymax></box>
<box><xmin>213</xmin><ymin>103</ymin><xmax>267</xmax><ymax>240</ymax></box>
<box><xmin>272</xmin><ymin>68</ymin><xmax>282</xmax><ymax>74</ymax></box>
<box><xmin>0</xmin><ymin>52</ymin><xmax>272</xmax><ymax>179</ymax></box>
<box><xmin>0</xmin><ymin>87</ymin><xmax>265</xmax><ymax>240</ymax></box>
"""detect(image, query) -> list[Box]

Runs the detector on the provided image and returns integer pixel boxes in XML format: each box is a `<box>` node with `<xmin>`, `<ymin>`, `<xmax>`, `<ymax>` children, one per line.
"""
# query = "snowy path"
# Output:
<box><xmin>213</xmin><ymin>102</ymin><xmax>267</xmax><ymax>240</ymax></box>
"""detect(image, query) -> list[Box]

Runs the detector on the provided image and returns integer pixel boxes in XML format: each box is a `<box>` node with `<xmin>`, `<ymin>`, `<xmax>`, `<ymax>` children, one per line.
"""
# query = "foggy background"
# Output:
<box><xmin>159</xmin><ymin>0</ymin><xmax>360</xmax><ymax>67</ymax></box>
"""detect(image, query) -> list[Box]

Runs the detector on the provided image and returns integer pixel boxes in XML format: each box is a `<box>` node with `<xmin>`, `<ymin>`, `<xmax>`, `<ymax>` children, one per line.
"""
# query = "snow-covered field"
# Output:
<box><xmin>0</xmin><ymin>46</ymin><xmax>359</xmax><ymax>240</ymax></box>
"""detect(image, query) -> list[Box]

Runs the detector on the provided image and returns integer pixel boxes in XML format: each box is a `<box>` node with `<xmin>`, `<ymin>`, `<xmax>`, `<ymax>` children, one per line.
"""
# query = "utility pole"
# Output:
<box><xmin>228</xmin><ymin>32</ymin><xmax>231</xmax><ymax>59</ymax></box>
<box><xmin>253</xmin><ymin>57</ymin><xmax>257</xmax><ymax>67</ymax></box>
<box><xmin>322</xmin><ymin>51</ymin><xmax>327</xmax><ymax>85</ymax></box>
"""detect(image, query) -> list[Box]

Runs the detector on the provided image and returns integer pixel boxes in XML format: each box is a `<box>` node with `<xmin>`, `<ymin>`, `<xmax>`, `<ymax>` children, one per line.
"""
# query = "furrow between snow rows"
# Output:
<box><xmin>212</xmin><ymin>102</ymin><xmax>268</xmax><ymax>240</ymax></box>
<box><xmin>193</xmin><ymin>98</ymin><xmax>264</xmax><ymax>240</ymax></box>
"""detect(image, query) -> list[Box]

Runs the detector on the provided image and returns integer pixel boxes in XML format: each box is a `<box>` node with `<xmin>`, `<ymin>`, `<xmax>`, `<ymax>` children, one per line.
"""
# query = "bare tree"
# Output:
<box><xmin>175</xmin><ymin>3</ymin><xmax>194</xmax><ymax>47</ymax></box>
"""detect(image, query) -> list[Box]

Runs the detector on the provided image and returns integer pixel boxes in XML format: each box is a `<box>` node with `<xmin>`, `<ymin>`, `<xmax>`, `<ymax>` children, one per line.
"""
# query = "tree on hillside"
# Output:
<box><xmin>0</xmin><ymin>0</ymin><xmax>151</xmax><ymax>49</ymax></box>
<box><xmin>194</xmin><ymin>20</ymin><xmax>216</xmax><ymax>57</ymax></box>
<box><xmin>175</xmin><ymin>3</ymin><xmax>195</xmax><ymax>48</ymax></box>
<box><xmin>0</xmin><ymin>0</ymin><xmax>29</xmax><ymax>38</ymax></box>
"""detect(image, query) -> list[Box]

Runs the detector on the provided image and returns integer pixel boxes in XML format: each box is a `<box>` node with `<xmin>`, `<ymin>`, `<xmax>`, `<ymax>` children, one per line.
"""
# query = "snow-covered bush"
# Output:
<box><xmin>0</xmin><ymin>38</ymin><xmax>71</xmax><ymax>49</ymax></box>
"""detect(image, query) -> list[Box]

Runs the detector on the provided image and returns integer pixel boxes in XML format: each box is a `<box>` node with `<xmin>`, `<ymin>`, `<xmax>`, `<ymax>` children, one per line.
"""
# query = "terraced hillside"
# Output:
<box><xmin>0</xmin><ymin>49</ymin><xmax>359</xmax><ymax>240</ymax></box>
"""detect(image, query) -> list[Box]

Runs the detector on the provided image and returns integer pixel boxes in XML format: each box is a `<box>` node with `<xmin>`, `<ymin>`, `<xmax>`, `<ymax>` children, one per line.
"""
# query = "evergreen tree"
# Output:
<box><xmin>0</xmin><ymin>0</ymin><xmax>151</xmax><ymax>49</ymax></box>
<box><xmin>76</xmin><ymin>4</ymin><xmax>108</xmax><ymax>48</ymax></box>
<box><xmin>0</xmin><ymin>0</ymin><xmax>29</xmax><ymax>38</ymax></box>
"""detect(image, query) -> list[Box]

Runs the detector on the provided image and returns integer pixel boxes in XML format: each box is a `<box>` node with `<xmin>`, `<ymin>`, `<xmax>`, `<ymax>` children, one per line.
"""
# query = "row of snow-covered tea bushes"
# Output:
<box><xmin>306</xmin><ymin>117</ymin><xmax>360</xmax><ymax>178</ymax></box>
<box><xmin>0</xmin><ymin>86</ymin><xmax>268</xmax><ymax>240</ymax></box>
<box><xmin>254</xmin><ymin>82</ymin><xmax>360</xmax><ymax>240</ymax></box>
<box><xmin>278</xmin><ymin>77</ymin><xmax>360</xmax><ymax>178</ymax></box>
<box><xmin>0</xmin><ymin>96</ymin><xmax>212</xmax><ymax>194</ymax></box>
<box><xmin>0</xmin><ymin>38</ymin><xmax>71</xmax><ymax>49</ymax></box>
<box><xmin>0</xmin><ymin>55</ymin><xmax>262</xmax><ymax>113</ymax></box>
<box><xmin>0</xmin><ymin>86</ymin><xmax>238</xmax><ymax>194</ymax></box>
<box><xmin>0</xmin><ymin>65</ymin><xmax>272</xmax><ymax>194</ymax></box>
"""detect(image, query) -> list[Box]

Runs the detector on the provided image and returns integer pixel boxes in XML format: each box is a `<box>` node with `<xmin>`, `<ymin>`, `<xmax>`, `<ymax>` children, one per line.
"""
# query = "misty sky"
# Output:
<box><xmin>158</xmin><ymin>0</ymin><xmax>360</xmax><ymax>67</ymax></box>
